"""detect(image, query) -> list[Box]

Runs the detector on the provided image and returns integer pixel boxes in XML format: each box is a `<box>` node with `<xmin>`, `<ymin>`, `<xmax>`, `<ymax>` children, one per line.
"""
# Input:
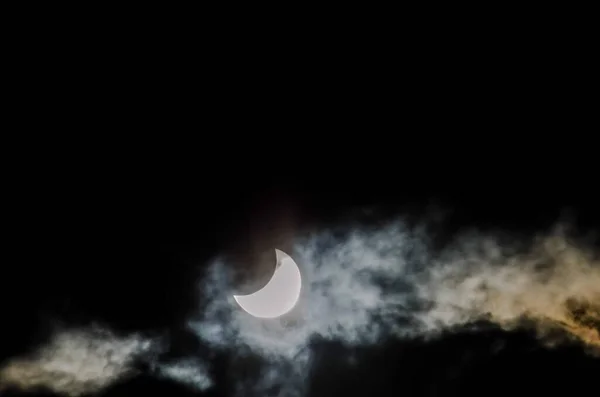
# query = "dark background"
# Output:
<box><xmin>3</xmin><ymin>140</ymin><xmax>599</xmax><ymax>396</ymax></box>
<box><xmin>2</xmin><ymin>34</ymin><xmax>599</xmax><ymax>394</ymax></box>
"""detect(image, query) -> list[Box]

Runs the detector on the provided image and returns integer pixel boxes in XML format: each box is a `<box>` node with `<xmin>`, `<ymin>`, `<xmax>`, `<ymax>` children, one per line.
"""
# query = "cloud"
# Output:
<box><xmin>186</xmin><ymin>221</ymin><xmax>600</xmax><ymax>396</ymax></box>
<box><xmin>418</xmin><ymin>233</ymin><xmax>600</xmax><ymax>350</ymax></box>
<box><xmin>3</xmin><ymin>220</ymin><xmax>597</xmax><ymax>396</ymax></box>
<box><xmin>152</xmin><ymin>357</ymin><xmax>213</xmax><ymax>391</ymax></box>
<box><xmin>191</xmin><ymin>223</ymin><xmax>423</xmax><ymax>353</ymax></box>
<box><xmin>0</xmin><ymin>326</ymin><xmax>156</xmax><ymax>396</ymax></box>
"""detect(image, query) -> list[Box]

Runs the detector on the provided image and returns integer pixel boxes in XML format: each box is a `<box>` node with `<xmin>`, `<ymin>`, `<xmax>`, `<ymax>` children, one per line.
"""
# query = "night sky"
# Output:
<box><xmin>2</xmin><ymin>155</ymin><xmax>599</xmax><ymax>397</ymax></box>
<box><xmin>4</xmin><ymin>20</ymin><xmax>598</xmax><ymax>395</ymax></box>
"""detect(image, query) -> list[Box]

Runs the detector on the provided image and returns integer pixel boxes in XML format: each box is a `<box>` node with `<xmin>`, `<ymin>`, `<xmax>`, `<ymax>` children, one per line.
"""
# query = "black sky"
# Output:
<box><xmin>3</xmin><ymin>143</ymin><xmax>599</xmax><ymax>397</ymax></box>
<box><xmin>3</xmin><ymin>35</ymin><xmax>599</xmax><ymax>394</ymax></box>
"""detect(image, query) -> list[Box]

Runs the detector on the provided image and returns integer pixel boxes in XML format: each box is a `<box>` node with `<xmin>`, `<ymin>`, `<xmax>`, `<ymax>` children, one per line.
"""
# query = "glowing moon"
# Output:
<box><xmin>233</xmin><ymin>249</ymin><xmax>302</xmax><ymax>319</ymax></box>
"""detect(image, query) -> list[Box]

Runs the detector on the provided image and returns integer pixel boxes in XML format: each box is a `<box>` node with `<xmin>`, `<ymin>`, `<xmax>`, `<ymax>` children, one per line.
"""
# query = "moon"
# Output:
<box><xmin>233</xmin><ymin>249</ymin><xmax>302</xmax><ymax>319</ymax></box>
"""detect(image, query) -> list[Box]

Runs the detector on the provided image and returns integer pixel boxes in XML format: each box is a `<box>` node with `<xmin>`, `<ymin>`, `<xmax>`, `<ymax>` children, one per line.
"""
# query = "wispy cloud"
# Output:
<box><xmin>2</xmin><ymin>221</ymin><xmax>597</xmax><ymax>396</ymax></box>
<box><xmin>0</xmin><ymin>326</ymin><xmax>156</xmax><ymax>396</ymax></box>
<box><xmin>186</xmin><ymin>222</ymin><xmax>599</xmax><ymax>396</ymax></box>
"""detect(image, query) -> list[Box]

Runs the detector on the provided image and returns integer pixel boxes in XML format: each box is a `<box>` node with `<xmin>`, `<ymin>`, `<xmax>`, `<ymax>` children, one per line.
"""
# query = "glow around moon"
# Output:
<box><xmin>233</xmin><ymin>249</ymin><xmax>302</xmax><ymax>319</ymax></box>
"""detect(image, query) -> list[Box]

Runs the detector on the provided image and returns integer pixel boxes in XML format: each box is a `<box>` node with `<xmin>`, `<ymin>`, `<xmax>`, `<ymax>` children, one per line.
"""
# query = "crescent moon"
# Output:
<box><xmin>233</xmin><ymin>249</ymin><xmax>302</xmax><ymax>319</ymax></box>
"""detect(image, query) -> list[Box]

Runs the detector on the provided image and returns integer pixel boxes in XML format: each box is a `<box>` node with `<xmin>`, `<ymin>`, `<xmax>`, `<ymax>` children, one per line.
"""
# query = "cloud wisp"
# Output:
<box><xmin>187</xmin><ymin>222</ymin><xmax>600</xmax><ymax>396</ymax></box>
<box><xmin>0</xmin><ymin>326</ymin><xmax>156</xmax><ymax>396</ymax></box>
<box><xmin>2</xmin><ymin>220</ymin><xmax>597</xmax><ymax>396</ymax></box>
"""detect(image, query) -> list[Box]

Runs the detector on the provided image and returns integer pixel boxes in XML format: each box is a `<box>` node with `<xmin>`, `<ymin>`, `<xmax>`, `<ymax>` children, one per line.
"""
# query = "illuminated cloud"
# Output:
<box><xmin>0</xmin><ymin>327</ymin><xmax>156</xmax><ymax>396</ymax></box>
<box><xmin>153</xmin><ymin>357</ymin><xmax>213</xmax><ymax>391</ymax></box>
<box><xmin>3</xmin><ymin>221</ymin><xmax>596</xmax><ymax>397</ymax></box>
<box><xmin>419</xmin><ymin>234</ymin><xmax>600</xmax><ymax>350</ymax></box>
<box><xmin>187</xmin><ymin>222</ymin><xmax>600</xmax><ymax>396</ymax></box>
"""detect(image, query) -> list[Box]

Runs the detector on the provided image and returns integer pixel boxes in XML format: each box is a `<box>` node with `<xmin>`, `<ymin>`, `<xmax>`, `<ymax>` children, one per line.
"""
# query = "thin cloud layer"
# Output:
<box><xmin>187</xmin><ymin>222</ymin><xmax>600</xmax><ymax>396</ymax></box>
<box><xmin>0</xmin><ymin>327</ymin><xmax>156</xmax><ymax>396</ymax></box>
<box><xmin>2</xmin><ymin>221</ymin><xmax>597</xmax><ymax>396</ymax></box>
<box><xmin>152</xmin><ymin>358</ymin><xmax>213</xmax><ymax>391</ymax></box>
<box><xmin>419</xmin><ymin>234</ymin><xmax>600</xmax><ymax>350</ymax></box>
